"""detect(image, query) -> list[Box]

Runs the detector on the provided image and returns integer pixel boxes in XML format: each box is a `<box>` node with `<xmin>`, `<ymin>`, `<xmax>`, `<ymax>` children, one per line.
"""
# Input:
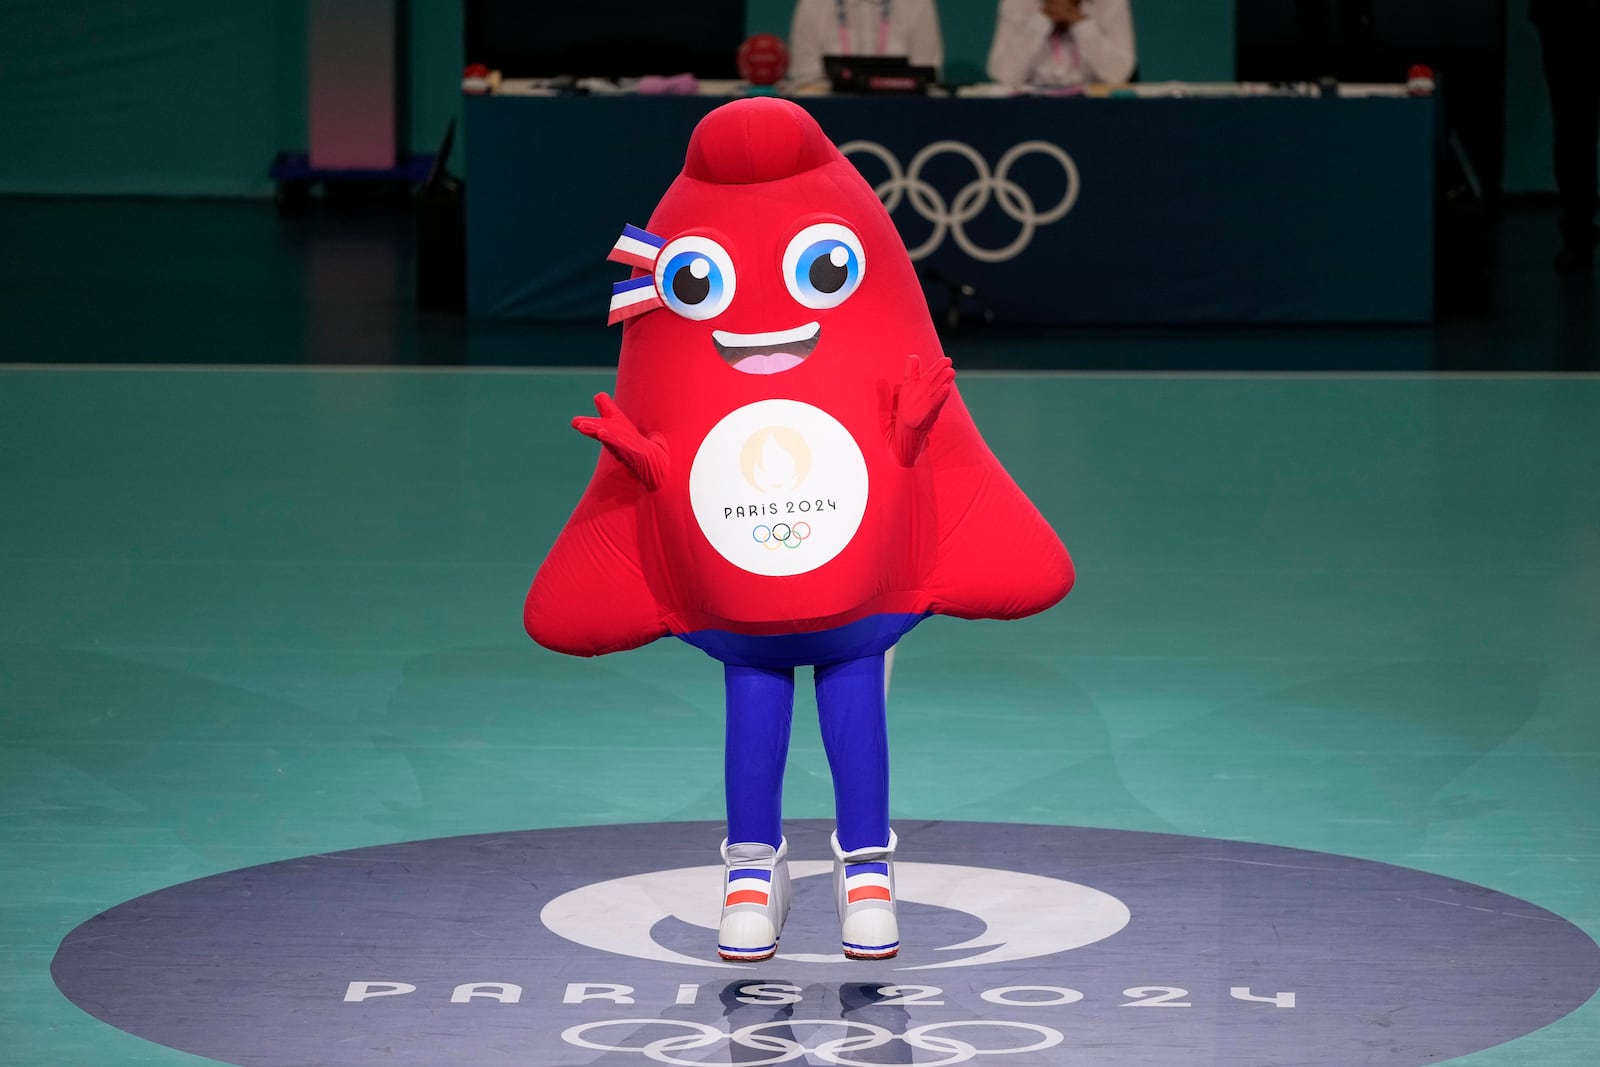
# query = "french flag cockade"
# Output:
<box><xmin>609</xmin><ymin>224</ymin><xmax>665</xmax><ymax>270</ymax></box>
<box><xmin>606</xmin><ymin>224</ymin><xmax>667</xmax><ymax>325</ymax></box>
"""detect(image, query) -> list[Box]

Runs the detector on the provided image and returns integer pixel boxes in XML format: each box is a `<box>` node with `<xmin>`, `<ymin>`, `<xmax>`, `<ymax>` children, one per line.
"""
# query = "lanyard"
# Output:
<box><xmin>836</xmin><ymin>0</ymin><xmax>891</xmax><ymax>55</ymax></box>
<box><xmin>1049</xmin><ymin>29</ymin><xmax>1081</xmax><ymax>72</ymax></box>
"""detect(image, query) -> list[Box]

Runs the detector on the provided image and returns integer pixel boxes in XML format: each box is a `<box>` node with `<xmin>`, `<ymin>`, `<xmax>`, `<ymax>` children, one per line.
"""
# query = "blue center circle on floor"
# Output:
<box><xmin>52</xmin><ymin>820</ymin><xmax>1600</xmax><ymax>1066</ymax></box>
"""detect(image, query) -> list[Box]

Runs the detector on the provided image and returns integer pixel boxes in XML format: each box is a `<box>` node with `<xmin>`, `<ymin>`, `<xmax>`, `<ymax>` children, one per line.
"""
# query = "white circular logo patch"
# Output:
<box><xmin>688</xmin><ymin>400</ymin><xmax>869</xmax><ymax>576</ymax></box>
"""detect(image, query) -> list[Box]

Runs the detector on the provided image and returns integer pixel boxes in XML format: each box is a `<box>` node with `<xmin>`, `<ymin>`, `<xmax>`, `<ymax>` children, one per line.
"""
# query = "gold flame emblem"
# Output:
<box><xmin>740</xmin><ymin>426</ymin><xmax>811</xmax><ymax>494</ymax></box>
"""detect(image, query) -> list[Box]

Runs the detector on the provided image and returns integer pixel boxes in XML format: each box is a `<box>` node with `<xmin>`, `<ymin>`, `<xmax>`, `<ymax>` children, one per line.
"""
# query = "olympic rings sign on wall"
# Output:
<box><xmin>562</xmin><ymin>1018</ymin><xmax>1064</xmax><ymax>1066</ymax></box>
<box><xmin>752</xmin><ymin>522</ymin><xmax>812</xmax><ymax>549</ymax></box>
<box><xmin>839</xmin><ymin>139</ymin><xmax>1080</xmax><ymax>263</ymax></box>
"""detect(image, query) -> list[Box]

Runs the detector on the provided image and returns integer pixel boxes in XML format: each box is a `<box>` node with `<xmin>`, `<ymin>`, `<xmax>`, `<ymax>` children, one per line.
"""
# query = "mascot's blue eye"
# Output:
<box><xmin>796</xmin><ymin>242</ymin><xmax>857</xmax><ymax>297</ymax></box>
<box><xmin>782</xmin><ymin>223</ymin><xmax>866</xmax><ymax>310</ymax></box>
<box><xmin>654</xmin><ymin>236</ymin><xmax>736</xmax><ymax>320</ymax></box>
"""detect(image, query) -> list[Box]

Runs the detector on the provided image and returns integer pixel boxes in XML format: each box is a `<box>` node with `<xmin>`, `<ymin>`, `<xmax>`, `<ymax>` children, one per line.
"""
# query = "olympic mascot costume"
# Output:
<box><xmin>526</xmin><ymin>98</ymin><xmax>1072</xmax><ymax>962</ymax></box>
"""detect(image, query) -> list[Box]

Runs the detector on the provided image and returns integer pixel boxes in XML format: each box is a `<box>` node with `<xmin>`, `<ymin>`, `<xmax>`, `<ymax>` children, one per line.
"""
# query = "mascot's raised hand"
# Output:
<box><xmin>572</xmin><ymin>392</ymin><xmax>668</xmax><ymax>491</ymax></box>
<box><xmin>892</xmin><ymin>354</ymin><xmax>955</xmax><ymax>466</ymax></box>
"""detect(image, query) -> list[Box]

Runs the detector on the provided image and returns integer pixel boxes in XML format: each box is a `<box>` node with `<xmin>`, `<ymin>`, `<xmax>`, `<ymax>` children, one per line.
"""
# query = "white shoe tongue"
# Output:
<box><xmin>733</xmin><ymin>352</ymin><xmax>805</xmax><ymax>375</ymax></box>
<box><xmin>726</xmin><ymin>841</ymin><xmax>778</xmax><ymax>864</ymax></box>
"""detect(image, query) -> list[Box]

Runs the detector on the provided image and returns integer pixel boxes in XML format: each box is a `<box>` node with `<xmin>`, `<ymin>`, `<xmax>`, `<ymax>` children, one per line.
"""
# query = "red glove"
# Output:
<box><xmin>891</xmin><ymin>355</ymin><xmax>955</xmax><ymax>466</ymax></box>
<box><xmin>573</xmin><ymin>392</ymin><xmax>670</xmax><ymax>490</ymax></box>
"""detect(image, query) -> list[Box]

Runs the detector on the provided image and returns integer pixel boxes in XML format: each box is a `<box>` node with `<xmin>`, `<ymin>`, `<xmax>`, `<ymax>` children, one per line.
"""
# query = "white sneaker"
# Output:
<box><xmin>832</xmin><ymin>829</ymin><xmax>899</xmax><ymax>960</ymax></box>
<box><xmin>717</xmin><ymin>838</ymin><xmax>791</xmax><ymax>962</ymax></box>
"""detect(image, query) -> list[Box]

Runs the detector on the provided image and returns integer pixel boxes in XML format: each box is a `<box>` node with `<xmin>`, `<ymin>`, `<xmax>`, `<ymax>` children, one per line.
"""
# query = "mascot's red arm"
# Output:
<box><xmin>890</xmin><ymin>354</ymin><xmax>955</xmax><ymax>467</ymax></box>
<box><xmin>920</xmin><ymin>386</ymin><xmax>1075</xmax><ymax>620</ymax></box>
<box><xmin>523</xmin><ymin>397</ymin><xmax>670</xmax><ymax>656</ymax></box>
<box><xmin>573</xmin><ymin>391</ymin><xmax>670</xmax><ymax>490</ymax></box>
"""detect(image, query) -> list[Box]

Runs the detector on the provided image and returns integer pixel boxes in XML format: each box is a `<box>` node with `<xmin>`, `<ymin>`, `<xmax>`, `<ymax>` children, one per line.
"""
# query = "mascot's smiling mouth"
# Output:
<box><xmin>712</xmin><ymin>322</ymin><xmax>820</xmax><ymax>375</ymax></box>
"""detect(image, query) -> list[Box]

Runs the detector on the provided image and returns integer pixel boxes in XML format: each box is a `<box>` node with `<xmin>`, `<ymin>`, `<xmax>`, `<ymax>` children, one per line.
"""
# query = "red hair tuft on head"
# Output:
<box><xmin>682</xmin><ymin>97</ymin><xmax>838</xmax><ymax>185</ymax></box>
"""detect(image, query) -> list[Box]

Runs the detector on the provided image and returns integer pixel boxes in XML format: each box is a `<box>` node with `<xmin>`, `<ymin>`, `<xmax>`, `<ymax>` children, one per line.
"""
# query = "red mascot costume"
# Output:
<box><xmin>526</xmin><ymin>97</ymin><xmax>1072</xmax><ymax>961</ymax></box>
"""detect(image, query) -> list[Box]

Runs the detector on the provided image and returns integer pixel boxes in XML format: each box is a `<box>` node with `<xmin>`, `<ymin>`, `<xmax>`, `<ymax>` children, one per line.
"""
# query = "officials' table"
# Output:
<box><xmin>463</xmin><ymin>86</ymin><xmax>1434</xmax><ymax>325</ymax></box>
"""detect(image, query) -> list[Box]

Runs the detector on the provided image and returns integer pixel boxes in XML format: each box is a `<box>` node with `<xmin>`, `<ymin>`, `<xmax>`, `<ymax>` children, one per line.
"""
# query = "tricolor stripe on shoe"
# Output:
<box><xmin>725</xmin><ymin>867</ymin><xmax>772</xmax><ymax>908</ymax></box>
<box><xmin>844</xmin><ymin>861</ymin><xmax>892</xmax><ymax>903</ymax></box>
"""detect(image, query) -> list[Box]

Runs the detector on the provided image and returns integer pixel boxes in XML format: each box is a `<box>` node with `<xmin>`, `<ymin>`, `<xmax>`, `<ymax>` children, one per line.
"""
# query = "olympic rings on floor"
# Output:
<box><xmin>560</xmin><ymin>1017</ymin><xmax>1066</xmax><ymax>1065</ymax></box>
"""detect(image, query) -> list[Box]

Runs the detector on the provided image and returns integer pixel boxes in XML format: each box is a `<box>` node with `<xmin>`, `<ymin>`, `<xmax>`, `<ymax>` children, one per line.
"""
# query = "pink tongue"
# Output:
<box><xmin>733</xmin><ymin>352</ymin><xmax>805</xmax><ymax>375</ymax></box>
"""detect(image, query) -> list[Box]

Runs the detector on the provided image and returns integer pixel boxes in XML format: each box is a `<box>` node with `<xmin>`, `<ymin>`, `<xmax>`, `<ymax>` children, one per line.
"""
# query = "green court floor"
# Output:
<box><xmin>2</xmin><ymin>366</ymin><xmax>1597</xmax><ymax>1064</ymax></box>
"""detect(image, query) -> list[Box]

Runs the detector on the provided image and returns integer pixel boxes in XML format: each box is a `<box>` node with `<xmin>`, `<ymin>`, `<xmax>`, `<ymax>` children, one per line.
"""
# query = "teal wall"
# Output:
<box><xmin>0</xmin><ymin>0</ymin><xmax>1554</xmax><ymax>197</ymax></box>
<box><xmin>0</xmin><ymin>0</ymin><xmax>461</xmax><ymax>197</ymax></box>
<box><xmin>0</xmin><ymin>1</ymin><xmax>307</xmax><ymax>196</ymax></box>
<box><xmin>409</xmin><ymin>0</ymin><xmax>468</xmax><ymax>166</ymax></box>
<box><xmin>1501</xmin><ymin>4</ymin><xmax>1553</xmax><ymax>193</ymax></box>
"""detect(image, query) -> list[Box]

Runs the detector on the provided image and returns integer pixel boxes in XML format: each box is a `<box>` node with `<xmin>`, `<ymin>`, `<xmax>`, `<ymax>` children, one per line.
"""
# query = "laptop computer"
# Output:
<box><xmin>823</xmin><ymin>54</ymin><xmax>936</xmax><ymax>94</ymax></box>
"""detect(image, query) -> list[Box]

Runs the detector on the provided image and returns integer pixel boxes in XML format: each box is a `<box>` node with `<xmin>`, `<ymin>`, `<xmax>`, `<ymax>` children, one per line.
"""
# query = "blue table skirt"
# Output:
<box><xmin>464</xmin><ymin>93</ymin><xmax>1434</xmax><ymax>325</ymax></box>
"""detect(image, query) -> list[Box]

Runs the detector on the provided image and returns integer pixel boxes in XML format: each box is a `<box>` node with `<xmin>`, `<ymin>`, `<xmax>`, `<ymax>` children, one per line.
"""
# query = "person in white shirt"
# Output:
<box><xmin>986</xmin><ymin>0</ymin><xmax>1137</xmax><ymax>89</ymax></box>
<box><xmin>786</xmin><ymin>0</ymin><xmax>945</xmax><ymax>86</ymax></box>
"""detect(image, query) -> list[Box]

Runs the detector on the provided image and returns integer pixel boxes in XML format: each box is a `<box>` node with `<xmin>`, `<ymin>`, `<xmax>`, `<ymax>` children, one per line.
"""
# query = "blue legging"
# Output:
<box><xmin>724</xmin><ymin>654</ymin><xmax>889</xmax><ymax>853</ymax></box>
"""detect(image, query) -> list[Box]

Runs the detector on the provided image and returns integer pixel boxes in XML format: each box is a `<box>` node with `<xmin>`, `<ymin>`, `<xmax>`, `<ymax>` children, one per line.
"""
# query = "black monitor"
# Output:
<box><xmin>464</xmin><ymin>0</ymin><xmax>747</xmax><ymax>79</ymax></box>
<box><xmin>823</xmin><ymin>55</ymin><xmax>937</xmax><ymax>95</ymax></box>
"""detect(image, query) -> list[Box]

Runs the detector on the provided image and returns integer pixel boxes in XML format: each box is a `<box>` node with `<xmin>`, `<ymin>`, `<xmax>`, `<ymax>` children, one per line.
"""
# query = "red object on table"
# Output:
<box><xmin>738</xmin><ymin>34</ymin><xmax>790</xmax><ymax>86</ymax></box>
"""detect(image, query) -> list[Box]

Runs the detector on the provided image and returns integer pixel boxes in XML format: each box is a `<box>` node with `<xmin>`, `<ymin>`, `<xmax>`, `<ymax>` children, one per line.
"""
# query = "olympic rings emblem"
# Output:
<box><xmin>752</xmin><ymin>521</ymin><xmax>812</xmax><ymax>549</ymax></box>
<box><xmin>838</xmin><ymin>139</ymin><xmax>1080</xmax><ymax>263</ymax></box>
<box><xmin>562</xmin><ymin>1018</ymin><xmax>1064</xmax><ymax>1066</ymax></box>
